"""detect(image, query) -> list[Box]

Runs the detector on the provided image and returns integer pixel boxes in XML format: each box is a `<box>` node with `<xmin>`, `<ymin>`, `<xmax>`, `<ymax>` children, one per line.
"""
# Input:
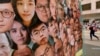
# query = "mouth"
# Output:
<box><xmin>18</xmin><ymin>38</ymin><xmax>24</xmax><ymax>41</ymax></box>
<box><xmin>40</xmin><ymin>37</ymin><xmax>47</xmax><ymax>44</ymax></box>
<box><xmin>22</xmin><ymin>14</ymin><xmax>30</xmax><ymax>16</ymax></box>
<box><xmin>0</xmin><ymin>25</ymin><xmax>5</xmax><ymax>28</ymax></box>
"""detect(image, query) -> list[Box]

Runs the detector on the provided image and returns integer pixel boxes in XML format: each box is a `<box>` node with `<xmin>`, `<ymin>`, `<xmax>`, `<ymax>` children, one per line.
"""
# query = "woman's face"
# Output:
<box><xmin>10</xmin><ymin>21</ymin><xmax>27</xmax><ymax>45</ymax></box>
<box><xmin>16</xmin><ymin>0</ymin><xmax>35</xmax><ymax>22</ymax></box>
<box><xmin>0</xmin><ymin>33</ymin><xmax>10</xmax><ymax>56</ymax></box>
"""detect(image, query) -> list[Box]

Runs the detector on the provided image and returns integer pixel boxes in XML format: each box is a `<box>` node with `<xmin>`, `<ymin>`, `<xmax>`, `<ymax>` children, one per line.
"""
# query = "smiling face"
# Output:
<box><xmin>0</xmin><ymin>33</ymin><xmax>10</xmax><ymax>56</ymax></box>
<box><xmin>16</xmin><ymin>0</ymin><xmax>35</xmax><ymax>25</ymax></box>
<box><xmin>10</xmin><ymin>21</ymin><xmax>27</xmax><ymax>45</ymax></box>
<box><xmin>0</xmin><ymin>3</ymin><xmax>15</xmax><ymax>33</ymax></box>
<box><xmin>31</xmin><ymin>23</ymin><xmax>49</xmax><ymax>45</ymax></box>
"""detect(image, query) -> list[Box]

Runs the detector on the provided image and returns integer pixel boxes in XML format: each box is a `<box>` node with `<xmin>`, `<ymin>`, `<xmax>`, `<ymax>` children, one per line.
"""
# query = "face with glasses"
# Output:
<box><xmin>31</xmin><ymin>23</ymin><xmax>49</xmax><ymax>45</ymax></box>
<box><xmin>0</xmin><ymin>33</ymin><xmax>10</xmax><ymax>56</ymax></box>
<box><xmin>36</xmin><ymin>0</ymin><xmax>50</xmax><ymax>23</ymax></box>
<box><xmin>0</xmin><ymin>3</ymin><xmax>15</xmax><ymax>33</ymax></box>
<box><xmin>16</xmin><ymin>0</ymin><xmax>35</xmax><ymax>26</ymax></box>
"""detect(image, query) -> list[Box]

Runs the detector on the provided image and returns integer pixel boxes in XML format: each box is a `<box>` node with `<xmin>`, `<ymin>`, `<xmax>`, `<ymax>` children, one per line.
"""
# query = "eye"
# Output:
<box><xmin>3</xmin><ymin>11</ymin><xmax>11</xmax><ymax>15</ymax></box>
<box><xmin>37</xmin><ymin>5</ymin><xmax>42</xmax><ymax>8</ymax></box>
<box><xmin>0</xmin><ymin>44</ymin><xmax>6</xmax><ymax>49</ymax></box>
<box><xmin>33</xmin><ymin>31</ymin><xmax>38</xmax><ymax>35</ymax></box>
<box><xmin>2</xmin><ymin>10</ymin><xmax>13</xmax><ymax>16</ymax></box>
<box><xmin>11</xmin><ymin>29</ymin><xmax>17</xmax><ymax>33</ymax></box>
<box><xmin>28</xmin><ymin>3</ymin><xmax>34</xmax><ymax>6</ymax></box>
<box><xmin>42</xmin><ymin>27</ymin><xmax>46</xmax><ymax>31</ymax></box>
<box><xmin>17</xmin><ymin>2</ymin><xmax>23</xmax><ymax>5</ymax></box>
<box><xmin>42</xmin><ymin>28</ymin><xmax>45</xmax><ymax>31</ymax></box>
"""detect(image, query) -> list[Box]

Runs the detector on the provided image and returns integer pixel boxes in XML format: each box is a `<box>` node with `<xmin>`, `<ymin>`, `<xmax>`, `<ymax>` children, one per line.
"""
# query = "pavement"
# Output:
<box><xmin>82</xmin><ymin>29</ymin><xmax>100</xmax><ymax>56</ymax></box>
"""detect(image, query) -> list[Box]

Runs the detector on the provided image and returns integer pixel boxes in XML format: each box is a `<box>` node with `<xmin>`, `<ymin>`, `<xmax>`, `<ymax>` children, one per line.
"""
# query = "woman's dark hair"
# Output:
<box><xmin>8</xmin><ymin>16</ymin><xmax>31</xmax><ymax>49</ymax></box>
<box><xmin>11</xmin><ymin>0</ymin><xmax>38</xmax><ymax>28</ymax></box>
<box><xmin>0</xmin><ymin>0</ymin><xmax>11</xmax><ymax>3</ymax></box>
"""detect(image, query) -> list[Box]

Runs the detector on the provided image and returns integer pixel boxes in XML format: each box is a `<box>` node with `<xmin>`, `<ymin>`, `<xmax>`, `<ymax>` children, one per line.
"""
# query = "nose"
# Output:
<box><xmin>40</xmin><ymin>32</ymin><xmax>43</xmax><ymax>38</ymax></box>
<box><xmin>17</xmin><ymin>30</ymin><xmax>23</xmax><ymax>37</ymax></box>
<box><xmin>23</xmin><ymin>4</ymin><xmax>28</xmax><ymax>13</ymax></box>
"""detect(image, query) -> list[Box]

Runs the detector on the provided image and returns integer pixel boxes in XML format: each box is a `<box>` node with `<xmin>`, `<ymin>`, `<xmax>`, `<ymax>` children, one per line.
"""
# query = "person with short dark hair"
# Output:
<box><xmin>30</xmin><ymin>20</ymin><xmax>54</xmax><ymax>56</ymax></box>
<box><xmin>0</xmin><ymin>0</ymin><xmax>15</xmax><ymax>33</ymax></box>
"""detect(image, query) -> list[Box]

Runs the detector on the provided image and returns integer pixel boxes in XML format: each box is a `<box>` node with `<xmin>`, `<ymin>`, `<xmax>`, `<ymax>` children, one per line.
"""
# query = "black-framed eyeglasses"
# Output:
<box><xmin>0</xmin><ymin>9</ymin><xmax>15</xmax><ymax>18</ymax></box>
<box><xmin>36</xmin><ymin>5</ymin><xmax>49</xmax><ymax>11</ymax></box>
<box><xmin>32</xmin><ymin>26</ymin><xmax>47</xmax><ymax>36</ymax></box>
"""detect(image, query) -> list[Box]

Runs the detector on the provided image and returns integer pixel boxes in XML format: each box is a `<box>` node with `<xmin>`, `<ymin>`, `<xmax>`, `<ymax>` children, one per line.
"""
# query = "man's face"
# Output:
<box><xmin>31</xmin><ymin>23</ymin><xmax>49</xmax><ymax>45</ymax></box>
<box><xmin>36</xmin><ymin>0</ymin><xmax>50</xmax><ymax>23</ymax></box>
<box><xmin>0</xmin><ymin>33</ymin><xmax>10</xmax><ymax>56</ymax></box>
<box><xmin>0</xmin><ymin>3</ymin><xmax>15</xmax><ymax>33</ymax></box>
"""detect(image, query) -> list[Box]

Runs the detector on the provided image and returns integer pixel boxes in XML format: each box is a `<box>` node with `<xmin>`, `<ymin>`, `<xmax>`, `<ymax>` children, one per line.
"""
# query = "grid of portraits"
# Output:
<box><xmin>0</xmin><ymin>0</ymin><xmax>82</xmax><ymax>56</ymax></box>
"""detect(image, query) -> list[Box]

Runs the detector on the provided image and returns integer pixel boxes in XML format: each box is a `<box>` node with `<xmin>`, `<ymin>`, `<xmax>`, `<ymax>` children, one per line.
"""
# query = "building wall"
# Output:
<box><xmin>81</xmin><ymin>0</ymin><xmax>100</xmax><ymax>24</ymax></box>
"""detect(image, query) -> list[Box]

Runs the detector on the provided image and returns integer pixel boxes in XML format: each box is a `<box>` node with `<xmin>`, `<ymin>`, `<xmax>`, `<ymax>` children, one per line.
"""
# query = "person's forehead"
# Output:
<box><xmin>33</xmin><ymin>24</ymin><xmax>46</xmax><ymax>30</ymax></box>
<box><xmin>36</xmin><ymin>0</ymin><xmax>48</xmax><ymax>4</ymax></box>
<box><xmin>0</xmin><ymin>3</ymin><xmax>13</xmax><ymax>11</ymax></box>
<box><xmin>17</xmin><ymin>0</ymin><xmax>34</xmax><ymax>2</ymax></box>
<box><xmin>50</xmin><ymin>0</ymin><xmax>56</xmax><ymax>3</ymax></box>
<box><xmin>13</xmin><ymin>21</ymin><xmax>22</xmax><ymax>28</ymax></box>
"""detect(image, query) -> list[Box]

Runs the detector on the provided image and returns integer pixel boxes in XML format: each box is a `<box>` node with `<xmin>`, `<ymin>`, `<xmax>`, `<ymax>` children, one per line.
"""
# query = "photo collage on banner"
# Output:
<box><xmin>0</xmin><ymin>0</ymin><xmax>83</xmax><ymax>56</ymax></box>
